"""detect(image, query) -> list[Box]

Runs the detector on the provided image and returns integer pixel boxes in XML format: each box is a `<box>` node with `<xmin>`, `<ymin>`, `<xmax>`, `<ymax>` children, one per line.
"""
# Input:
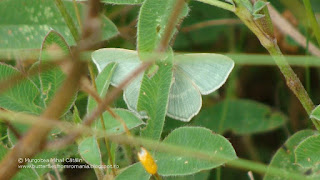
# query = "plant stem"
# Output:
<box><xmin>0</xmin><ymin>61</ymin><xmax>87</xmax><ymax>179</ymax></box>
<box><xmin>302</xmin><ymin>0</ymin><xmax>320</xmax><ymax>46</ymax></box>
<box><xmin>305</xmin><ymin>32</ymin><xmax>311</xmax><ymax>96</ymax></box>
<box><xmin>216</xmin><ymin>167</ymin><xmax>221</xmax><ymax>180</ymax></box>
<box><xmin>72</xmin><ymin>0</ymin><xmax>83</xmax><ymax>30</ymax></box>
<box><xmin>154</xmin><ymin>173</ymin><xmax>162</xmax><ymax>180</ymax></box>
<box><xmin>0</xmin><ymin>135</ymin><xmax>7</xmax><ymax>142</ymax></box>
<box><xmin>197</xmin><ymin>0</ymin><xmax>235</xmax><ymax>12</ymax></box>
<box><xmin>88</xmin><ymin>62</ymin><xmax>117</xmax><ymax>176</ymax></box>
<box><xmin>266</xmin><ymin>35</ymin><xmax>320</xmax><ymax>131</ymax></box>
<box><xmin>0</xmin><ymin>0</ymin><xmax>101</xmax><ymax>178</ymax></box>
<box><xmin>242</xmin><ymin>136</ymin><xmax>260</xmax><ymax>162</ymax></box>
<box><xmin>232</xmin><ymin>2</ymin><xmax>320</xmax><ymax>131</ymax></box>
<box><xmin>54</xmin><ymin>0</ymin><xmax>80</xmax><ymax>41</ymax></box>
<box><xmin>0</xmin><ymin>110</ymin><xmax>308</xmax><ymax>180</ymax></box>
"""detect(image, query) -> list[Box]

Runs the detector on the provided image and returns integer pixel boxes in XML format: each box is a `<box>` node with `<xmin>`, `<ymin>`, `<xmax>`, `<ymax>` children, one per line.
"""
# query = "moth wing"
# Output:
<box><xmin>175</xmin><ymin>54</ymin><xmax>234</xmax><ymax>95</ymax></box>
<box><xmin>167</xmin><ymin>68</ymin><xmax>202</xmax><ymax>122</ymax></box>
<box><xmin>92</xmin><ymin>48</ymin><xmax>144</xmax><ymax>116</ymax></box>
<box><xmin>92</xmin><ymin>48</ymin><xmax>141</xmax><ymax>86</ymax></box>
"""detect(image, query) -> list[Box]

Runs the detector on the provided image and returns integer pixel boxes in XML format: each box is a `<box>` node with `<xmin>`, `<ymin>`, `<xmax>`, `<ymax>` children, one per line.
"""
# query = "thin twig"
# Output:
<box><xmin>72</xmin><ymin>0</ymin><xmax>83</xmax><ymax>30</ymax></box>
<box><xmin>46</xmin><ymin>61</ymin><xmax>152</xmax><ymax>149</ymax></box>
<box><xmin>3</xmin><ymin>120</ymin><xmax>21</xmax><ymax>140</ymax></box>
<box><xmin>181</xmin><ymin>19</ymin><xmax>242</xmax><ymax>32</ymax></box>
<box><xmin>87</xmin><ymin>63</ymin><xmax>116</xmax><ymax>176</ymax></box>
<box><xmin>157</xmin><ymin>0</ymin><xmax>187</xmax><ymax>52</ymax></box>
<box><xmin>268</xmin><ymin>5</ymin><xmax>320</xmax><ymax>57</ymax></box>
<box><xmin>0</xmin><ymin>61</ymin><xmax>87</xmax><ymax>179</ymax></box>
<box><xmin>0</xmin><ymin>0</ymin><xmax>101</xmax><ymax>178</ymax></box>
<box><xmin>302</xmin><ymin>0</ymin><xmax>320</xmax><ymax>46</ymax></box>
<box><xmin>0</xmin><ymin>62</ymin><xmax>61</xmax><ymax>95</ymax></box>
<box><xmin>0</xmin><ymin>110</ymin><xmax>309</xmax><ymax>180</ymax></box>
<box><xmin>233</xmin><ymin>1</ymin><xmax>320</xmax><ymax>130</ymax></box>
<box><xmin>55</xmin><ymin>0</ymin><xmax>80</xmax><ymax>41</ymax></box>
<box><xmin>80</xmin><ymin>78</ymin><xmax>131</xmax><ymax>136</ymax></box>
<box><xmin>108</xmin><ymin>6</ymin><xmax>135</xmax><ymax>21</ymax></box>
<box><xmin>197</xmin><ymin>0</ymin><xmax>235</xmax><ymax>12</ymax></box>
<box><xmin>51</xmin><ymin>159</ymin><xmax>62</xmax><ymax>180</ymax></box>
<box><xmin>48</xmin><ymin>0</ymin><xmax>188</xmax><ymax>156</ymax></box>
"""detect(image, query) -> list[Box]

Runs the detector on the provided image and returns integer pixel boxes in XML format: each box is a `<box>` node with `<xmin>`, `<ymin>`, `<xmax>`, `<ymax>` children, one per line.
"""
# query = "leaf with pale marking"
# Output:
<box><xmin>0</xmin><ymin>0</ymin><xmax>118</xmax><ymax>50</ymax></box>
<box><xmin>36</xmin><ymin>30</ymin><xmax>74</xmax><ymax>110</ymax></box>
<box><xmin>155</xmin><ymin>127</ymin><xmax>237</xmax><ymax>176</ymax></box>
<box><xmin>264</xmin><ymin>130</ymin><xmax>320</xmax><ymax>180</ymax></box>
<box><xmin>115</xmin><ymin>163</ymin><xmax>151</xmax><ymax>180</ymax></box>
<box><xmin>137</xmin><ymin>0</ymin><xmax>189</xmax><ymax>60</ymax></box>
<box><xmin>0</xmin><ymin>145</ymin><xmax>39</xmax><ymax>179</ymax></box>
<box><xmin>166</xmin><ymin>171</ymin><xmax>210</xmax><ymax>180</ymax></box>
<box><xmin>295</xmin><ymin>134</ymin><xmax>320</xmax><ymax>168</ymax></box>
<box><xmin>78</xmin><ymin>137</ymin><xmax>102</xmax><ymax>166</ymax></box>
<box><xmin>7</xmin><ymin>30</ymin><xmax>76</xmax><ymax>146</ymax></box>
<box><xmin>0</xmin><ymin>144</ymin><xmax>64</xmax><ymax>179</ymax></box>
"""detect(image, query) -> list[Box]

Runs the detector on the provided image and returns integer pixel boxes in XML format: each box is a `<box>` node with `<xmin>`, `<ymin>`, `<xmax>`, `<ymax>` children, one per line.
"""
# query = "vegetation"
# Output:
<box><xmin>0</xmin><ymin>0</ymin><xmax>320</xmax><ymax>179</ymax></box>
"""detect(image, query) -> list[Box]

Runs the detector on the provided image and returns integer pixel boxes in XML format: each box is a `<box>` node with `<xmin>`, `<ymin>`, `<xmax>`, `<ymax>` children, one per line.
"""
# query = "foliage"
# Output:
<box><xmin>264</xmin><ymin>130</ymin><xmax>320</xmax><ymax>179</ymax></box>
<box><xmin>0</xmin><ymin>0</ymin><xmax>320</xmax><ymax>179</ymax></box>
<box><xmin>0</xmin><ymin>0</ymin><xmax>118</xmax><ymax>49</ymax></box>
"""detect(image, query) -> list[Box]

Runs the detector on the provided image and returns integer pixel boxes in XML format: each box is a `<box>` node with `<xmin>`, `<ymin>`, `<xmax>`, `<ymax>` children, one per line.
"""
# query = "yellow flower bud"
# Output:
<box><xmin>137</xmin><ymin>147</ymin><xmax>158</xmax><ymax>175</ymax></box>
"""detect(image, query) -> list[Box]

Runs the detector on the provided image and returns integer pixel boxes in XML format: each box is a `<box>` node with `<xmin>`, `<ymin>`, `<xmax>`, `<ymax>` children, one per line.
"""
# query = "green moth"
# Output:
<box><xmin>92</xmin><ymin>48</ymin><xmax>234</xmax><ymax>121</ymax></box>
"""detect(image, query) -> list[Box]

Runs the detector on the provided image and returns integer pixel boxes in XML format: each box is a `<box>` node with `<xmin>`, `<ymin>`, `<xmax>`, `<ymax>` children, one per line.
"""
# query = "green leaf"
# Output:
<box><xmin>155</xmin><ymin>127</ymin><xmax>237</xmax><ymax>176</ymax></box>
<box><xmin>0</xmin><ymin>0</ymin><xmax>118</xmax><ymax>49</ymax></box>
<box><xmin>225</xmin><ymin>0</ymin><xmax>234</xmax><ymax>5</ymax></box>
<box><xmin>86</xmin><ymin>60</ymin><xmax>144</xmax><ymax>134</ymax></box>
<box><xmin>252</xmin><ymin>0</ymin><xmax>268</xmax><ymax>20</ymax></box>
<box><xmin>29</xmin><ymin>150</ymin><xmax>59</xmax><ymax>177</ymax></box>
<box><xmin>165</xmin><ymin>171</ymin><xmax>210</xmax><ymax>180</ymax></box>
<box><xmin>295</xmin><ymin>134</ymin><xmax>320</xmax><ymax>168</ymax></box>
<box><xmin>240</xmin><ymin>0</ymin><xmax>253</xmax><ymax>12</ymax></box>
<box><xmin>101</xmin><ymin>16</ymin><xmax>119</xmax><ymax>41</ymax></box>
<box><xmin>174</xmin><ymin>1</ymin><xmax>232</xmax><ymax>49</ymax></box>
<box><xmin>311</xmin><ymin>105</ymin><xmax>320</xmax><ymax>121</ymax></box>
<box><xmin>96</xmin><ymin>109</ymin><xmax>145</xmax><ymax>135</ymax></box>
<box><xmin>73</xmin><ymin>106</ymin><xmax>82</xmax><ymax>124</ymax></box>
<box><xmin>115</xmin><ymin>163</ymin><xmax>151</xmax><ymax>180</ymax></box>
<box><xmin>101</xmin><ymin>0</ymin><xmax>144</xmax><ymax>4</ymax></box>
<box><xmin>253</xmin><ymin>0</ymin><xmax>269</xmax><ymax>14</ymax></box>
<box><xmin>264</xmin><ymin>130</ymin><xmax>319</xmax><ymax>180</ymax></box>
<box><xmin>78</xmin><ymin>137</ymin><xmax>102</xmax><ymax>166</ymax></box>
<box><xmin>0</xmin><ymin>63</ymin><xmax>41</xmax><ymax>114</ymax></box>
<box><xmin>138</xmin><ymin>51</ymin><xmax>173</xmax><ymax>140</ymax></box>
<box><xmin>253</xmin><ymin>14</ymin><xmax>265</xmax><ymax>20</ymax></box>
<box><xmin>193</xmin><ymin>99</ymin><xmax>286</xmax><ymax>135</ymax></box>
<box><xmin>0</xmin><ymin>145</ymin><xmax>61</xmax><ymax>179</ymax></box>
<box><xmin>0</xmin><ymin>144</ymin><xmax>7</xmax><ymax>160</ymax></box>
<box><xmin>36</xmin><ymin>30</ymin><xmax>74</xmax><ymax>110</ymax></box>
<box><xmin>137</xmin><ymin>0</ymin><xmax>189</xmax><ymax>59</ymax></box>
<box><xmin>7</xmin><ymin>31</ymin><xmax>76</xmax><ymax>145</ymax></box>
<box><xmin>87</xmin><ymin>62</ymin><xmax>117</xmax><ymax>113</ymax></box>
